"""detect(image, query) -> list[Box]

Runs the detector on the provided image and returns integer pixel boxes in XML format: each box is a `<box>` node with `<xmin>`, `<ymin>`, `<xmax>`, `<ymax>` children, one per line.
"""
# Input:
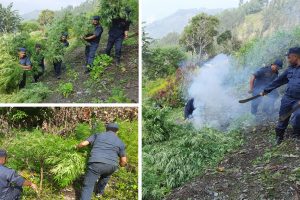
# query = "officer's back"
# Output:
<box><xmin>87</xmin><ymin>131</ymin><xmax>125</xmax><ymax>166</ymax></box>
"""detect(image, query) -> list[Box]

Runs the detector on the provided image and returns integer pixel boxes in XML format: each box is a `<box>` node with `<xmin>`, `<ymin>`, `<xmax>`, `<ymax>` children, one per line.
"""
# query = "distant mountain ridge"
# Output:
<box><xmin>21</xmin><ymin>10</ymin><xmax>41</xmax><ymax>21</ymax></box>
<box><xmin>145</xmin><ymin>8</ymin><xmax>223</xmax><ymax>39</ymax></box>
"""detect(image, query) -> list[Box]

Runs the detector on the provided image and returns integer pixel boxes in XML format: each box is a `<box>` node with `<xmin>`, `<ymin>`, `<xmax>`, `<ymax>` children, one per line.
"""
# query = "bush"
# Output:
<box><xmin>145</xmin><ymin>74</ymin><xmax>184</xmax><ymax>108</ymax></box>
<box><xmin>90</xmin><ymin>54</ymin><xmax>113</xmax><ymax>81</ymax></box>
<box><xmin>7</xmin><ymin>130</ymin><xmax>86</xmax><ymax>191</ymax></box>
<box><xmin>0</xmin><ymin>83</ymin><xmax>50</xmax><ymax>103</ymax></box>
<box><xmin>107</xmin><ymin>88</ymin><xmax>131</xmax><ymax>103</ymax></box>
<box><xmin>142</xmin><ymin>106</ymin><xmax>175</xmax><ymax>145</ymax></box>
<box><xmin>143</xmin><ymin>47</ymin><xmax>186</xmax><ymax>80</ymax></box>
<box><xmin>58</xmin><ymin>82</ymin><xmax>73</xmax><ymax>98</ymax></box>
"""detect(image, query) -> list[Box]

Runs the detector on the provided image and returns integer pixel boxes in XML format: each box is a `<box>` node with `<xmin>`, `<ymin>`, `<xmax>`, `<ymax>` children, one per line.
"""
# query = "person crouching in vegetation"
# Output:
<box><xmin>33</xmin><ymin>43</ymin><xmax>45</xmax><ymax>82</ymax></box>
<box><xmin>83</xmin><ymin>16</ymin><xmax>103</xmax><ymax>74</ymax></box>
<box><xmin>0</xmin><ymin>149</ymin><xmax>38</xmax><ymax>200</ymax></box>
<box><xmin>53</xmin><ymin>33</ymin><xmax>69</xmax><ymax>79</ymax></box>
<box><xmin>105</xmin><ymin>8</ymin><xmax>131</xmax><ymax>66</ymax></box>
<box><xmin>18</xmin><ymin>48</ymin><xmax>32</xmax><ymax>89</ymax></box>
<box><xmin>77</xmin><ymin>123</ymin><xmax>127</xmax><ymax>200</ymax></box>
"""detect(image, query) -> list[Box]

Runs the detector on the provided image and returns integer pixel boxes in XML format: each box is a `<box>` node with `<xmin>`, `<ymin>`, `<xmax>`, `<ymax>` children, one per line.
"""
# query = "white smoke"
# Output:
<box><xmin>188</xmin><ymin>54</ymin><xmax>250</xmax><ymax>129</ymax></box>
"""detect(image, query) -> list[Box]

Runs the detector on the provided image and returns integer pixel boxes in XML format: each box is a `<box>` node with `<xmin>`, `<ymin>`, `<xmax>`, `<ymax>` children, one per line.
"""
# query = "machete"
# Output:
<box><xmin>279</xmin><ymin>102</ymin><xmax>300</xmax><ymax>121</ymax></box>
<box><xmin>239</xmin><ymin>94</ymin><xmax>262</xmax><ymax>103</ymax></box>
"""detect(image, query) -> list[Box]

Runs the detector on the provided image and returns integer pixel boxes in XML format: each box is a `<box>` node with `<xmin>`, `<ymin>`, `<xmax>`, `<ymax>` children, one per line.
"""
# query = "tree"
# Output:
<box><xmin>143</xmin><ymin>47</ymin><xmax>186</xmax><ymax>80</ymax></box>
<box><xmin>38</xmin><ymin>10</ymin><xmax>55</xmax><ymax>27</ymax></box>
<box><xmin>0</xmin><ymin>3</ymin><xmax>21</xmax><ymax>33</ymax></box>
<box><xmin>180</xmin><ymin>13</ymin><xmax>219</xmax><ymax>62</ymax></box>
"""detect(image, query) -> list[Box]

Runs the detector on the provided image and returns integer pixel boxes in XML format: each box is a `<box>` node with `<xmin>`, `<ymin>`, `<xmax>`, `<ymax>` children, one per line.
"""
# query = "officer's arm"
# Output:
<box><xmin>85</xmin><ymin>35</ymin><xmax>96</xmax><ymax>40</ymax></box>
<box><xmin>77</xmin><ymin>140</ymin><xmax>90</xmax><ymax>149</ymax></box>
<box><xmin>119</xmin><ymin>156</ymin><xmax>127</xmax><ymax>167</ymax></box>
<box><xmin>263</xmin><ymin>69</ymin><xmax>289</xmax><ymax>95</ymax></box>
<box><xmin>20</xmin><ymin>64</ymin><xmax>32</xmax><ymax>70</ymax></box>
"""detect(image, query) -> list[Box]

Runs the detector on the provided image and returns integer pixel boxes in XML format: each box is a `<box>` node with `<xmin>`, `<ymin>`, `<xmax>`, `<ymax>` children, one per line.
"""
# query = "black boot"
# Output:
<box><xmin>275</xmin><ymin>128</ymin><xmax>285</xmax><ymax>145</ymax></box>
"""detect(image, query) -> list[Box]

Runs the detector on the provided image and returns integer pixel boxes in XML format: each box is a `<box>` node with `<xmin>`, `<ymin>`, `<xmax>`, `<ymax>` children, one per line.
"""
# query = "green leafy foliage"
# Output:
<box><xmin>7</xmin><ymin>130</ymin><xmax>85</xmax><ymax>190</ymax></box>
<box><xmin>143</xmin><ymin>47</ymin><xmax>186</xmax><ymax>80</ymax></box>
<box><xmin>0</xmin><ymin>3</ymin><xmax>21</xmax><ymax>33</ymax></box>
<box><xmin>142</xmin><ymin>106</ymin><xmax>174</xmax><ymax>145</ymax></box>
<box><xmin>44</xmin><ymin>14</ymin><xmax>71</xmax><ymax>63</ymax></box>
<box><xmin>180</xmin><ymin>13</ymin><xmax>219</xmax><ymax>61</ymax></box>
<box><xmin>144</xmin><ymin>75</ymin><xmax>184</xmax><ymax>108</ymax></box>
<box><xmin>58</xmin><ymin>82</ymin><xmax>74</xmax><ymax>98</ymax></box>
<box><xmin>99</xmin><ymin>0</ymin><xmax>138</xmax><ymax>26</ymax></box>
<box><xmin>142</xmin><ymin>107</ymin><xmax>242</xmax><ymax>199</ymax></box>
<box><xmin>106</xmin><ymin>88</ymin><xmax>131</xmax><ymax>103</ymax></box>
<box><xmin>90</xmin><ymin>54</ymin><xmax>113</xmax><ymax>81</ymax></box>
<box><xmin>38</xmin><ymin>9</ymin><xmax>55</xmax><ymax>27</ymax></box>
<box><xmin>20</xmin><ymin>21</ymin><xmax>40</xmax><ymax>33</ymax></box>
<box><xmin>70</xmin><ymin>13</ymin><xmax>94</xmax><ymax>47</ymax></box>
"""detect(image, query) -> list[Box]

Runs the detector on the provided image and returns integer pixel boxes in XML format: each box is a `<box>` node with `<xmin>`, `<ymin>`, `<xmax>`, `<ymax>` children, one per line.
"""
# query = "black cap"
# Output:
<box><xmin>92</xmin><ymin>16</ymin><xmax>100</xmax><ymax>21</ymax></box>
<box><xmin>0</xmin><ymin>149</ymin><xmax>7</xmax><ymax>157</ymax></box>
<box><xmin>273</xmin><ymin>59</ymin><xmax>283</xmax><ymax>69</ymax></box>
<box><xmin>19</xmin><ymin>47</ymin><xmax>26</xmax><ymax>52</ymax></box>
<box><xmin>61</xmin><ymin>32</ymin><xmax>68</xmax><ymax>37</ymax></box>
<box><xmin>106</xmin><ymin>123</ymin><xmax>119</xmax><ymax>130</ymax></box>
<box><xmin>286</xmin><ymin>47</ymin><xmax>300</xmax><ymax>56</ymax></box>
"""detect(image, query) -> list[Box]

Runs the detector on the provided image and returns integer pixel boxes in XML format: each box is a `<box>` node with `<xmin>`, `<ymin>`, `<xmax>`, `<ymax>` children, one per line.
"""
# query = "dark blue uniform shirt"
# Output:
<box><xmin>264</xmin><ymin>66</ymin><xmax>300</xmax><ymax>99</ymax></box>
<box><xmin>0</xmin><ymin>165</ymin><xmax>25</xmax><ymax>200</ymax></box>
<box><xmin>62</xmin><ymin>40</ymin><xmax>69</xmax><ymax>47</ymax></box>
<box><xmin>90</xmin><ymin>25</ymin><xmax>103</xmax><ymax>45</ymax></box>
<box><xmin>19</xmin><ymin>56</ymin><xmax>31</xmax><ymax>66</ymax></box>
<box><xmin>253</xmin><ymin>66</ymin><xmax>278</xmax><ymax>91</ymax></box>
<box><xmin>109</xmin><ymin>18</ymin><xmax>130</xmax><ymax>38</ymax></box>
<box><xmin>86</xmin><ymin>131</ymin><xmax>126</xmax><ymax>166</ymax></box>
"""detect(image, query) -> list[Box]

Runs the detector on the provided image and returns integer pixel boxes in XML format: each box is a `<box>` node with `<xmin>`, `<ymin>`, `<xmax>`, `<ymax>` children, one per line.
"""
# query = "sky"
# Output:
<box><xmin>142</xmin><ymin>0</ymin><xmax>240</xmax><ymax>23</ymax></box>
<box><xmin>0</xmin><ymin>0</ymin><xmax>88</xmax><ymax>14</ymax></box>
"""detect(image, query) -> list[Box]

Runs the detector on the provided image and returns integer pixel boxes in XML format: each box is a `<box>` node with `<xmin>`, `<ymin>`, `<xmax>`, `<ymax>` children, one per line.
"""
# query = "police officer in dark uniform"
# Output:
<box><xmin>33</xmin><ymin>43</ymin><xmax>45</xmax><ymax>82</ymax></box>
<box><xmin>184</xmin><ymin>98</ymin><xmax>195</xmax><ymax>119</ymax></box>
<box><xmin>77</xmin><ymin>123</ymin><xmax>127</xmax><ymax>200</ymax></box>
<box><xmin>18</xmin><ymin>48</ymin><xmax>32</xmax><ymax>89</ymax></box>
<box><xmin>53</xmin><ymin>33</ymin><xmax>69</xmax><ymax>79</ymax></box>
<box><xmin>84</xmin><ymin>16</ymin><xmax>103</xmax><ymax>73</ymax></box>
<box><xmin>262</xmin><ymin>47</ymin><xmax>300</xmax><ymax>145</ymax></box>
<box><xmin>105</xmin><ymin>11</ymin><xmax>131</xmax><ymax>65</ymax></box>
<box><xmin>249</xmin><ymin>59</ymin><xmax>283</xmax><ymax>116</ymax></box>
<box><xmin>0</xmin><ymin>149</ymin><xmax>38</xmax><ymax>200</ymax></box>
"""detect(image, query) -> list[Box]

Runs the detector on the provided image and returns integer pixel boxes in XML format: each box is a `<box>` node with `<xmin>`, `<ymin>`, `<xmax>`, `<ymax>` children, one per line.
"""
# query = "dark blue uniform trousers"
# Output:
<box><xmin>53</xmin><ymin>61</ymin><xmax>62</xmax><ymax>77</ymax></box>
<box><xmin>277</xmin><ymin>95</ymin><xmax>300</xmax><ymax>132</ymax></box>
<box><xmin>80</xmin><ymin>162</ymin><xmax>117</xmax><ymax>200</ymax></box>
<box><xmin>85</xmin><ymin>44</ymin><xmax>99</xmax><ymax>66</ymax></box>
<box><xmin>105</xmin><ymin>36</ymin><xmax>123</xmax><ymax>62</ymax></box>
<box><xmin>18</xmin><ymin>72</ymin><xmax>26</xmax><ymax>89</ymax></box>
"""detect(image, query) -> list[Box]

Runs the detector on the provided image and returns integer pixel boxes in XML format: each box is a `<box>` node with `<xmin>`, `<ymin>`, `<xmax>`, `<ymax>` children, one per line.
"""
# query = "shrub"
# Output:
<box><xmin>7</xmin><ymin>130</ymin><xmax>86</xmax><ymax>191</ymax></box>
<box><xmin>145</xmin><ymin>74</ymin><xmax>184</xmax><ymax>108</ymax></box>
<box><xmin>106</xmin><ymin>88</ymin><xmax>131</xmax><ymax>103</ymax></box>
<box><xmin>0</xmin><ymin>83</ymin><xmax>50</xmax><ymax>103</ymax></box>
<box><xmin>90</xmin><ymin>54</ymin><xmax>113</xmax><ymax>81</ymax></box>
<box><xmin>143</xmin><ymin>47</ymin><xmax>186</xmax><ymax>80</ymax></box>
<box><xmin>58</xmin><ymin>82</ymin><xmax>73</xmax><ymax>98</ymax></box>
